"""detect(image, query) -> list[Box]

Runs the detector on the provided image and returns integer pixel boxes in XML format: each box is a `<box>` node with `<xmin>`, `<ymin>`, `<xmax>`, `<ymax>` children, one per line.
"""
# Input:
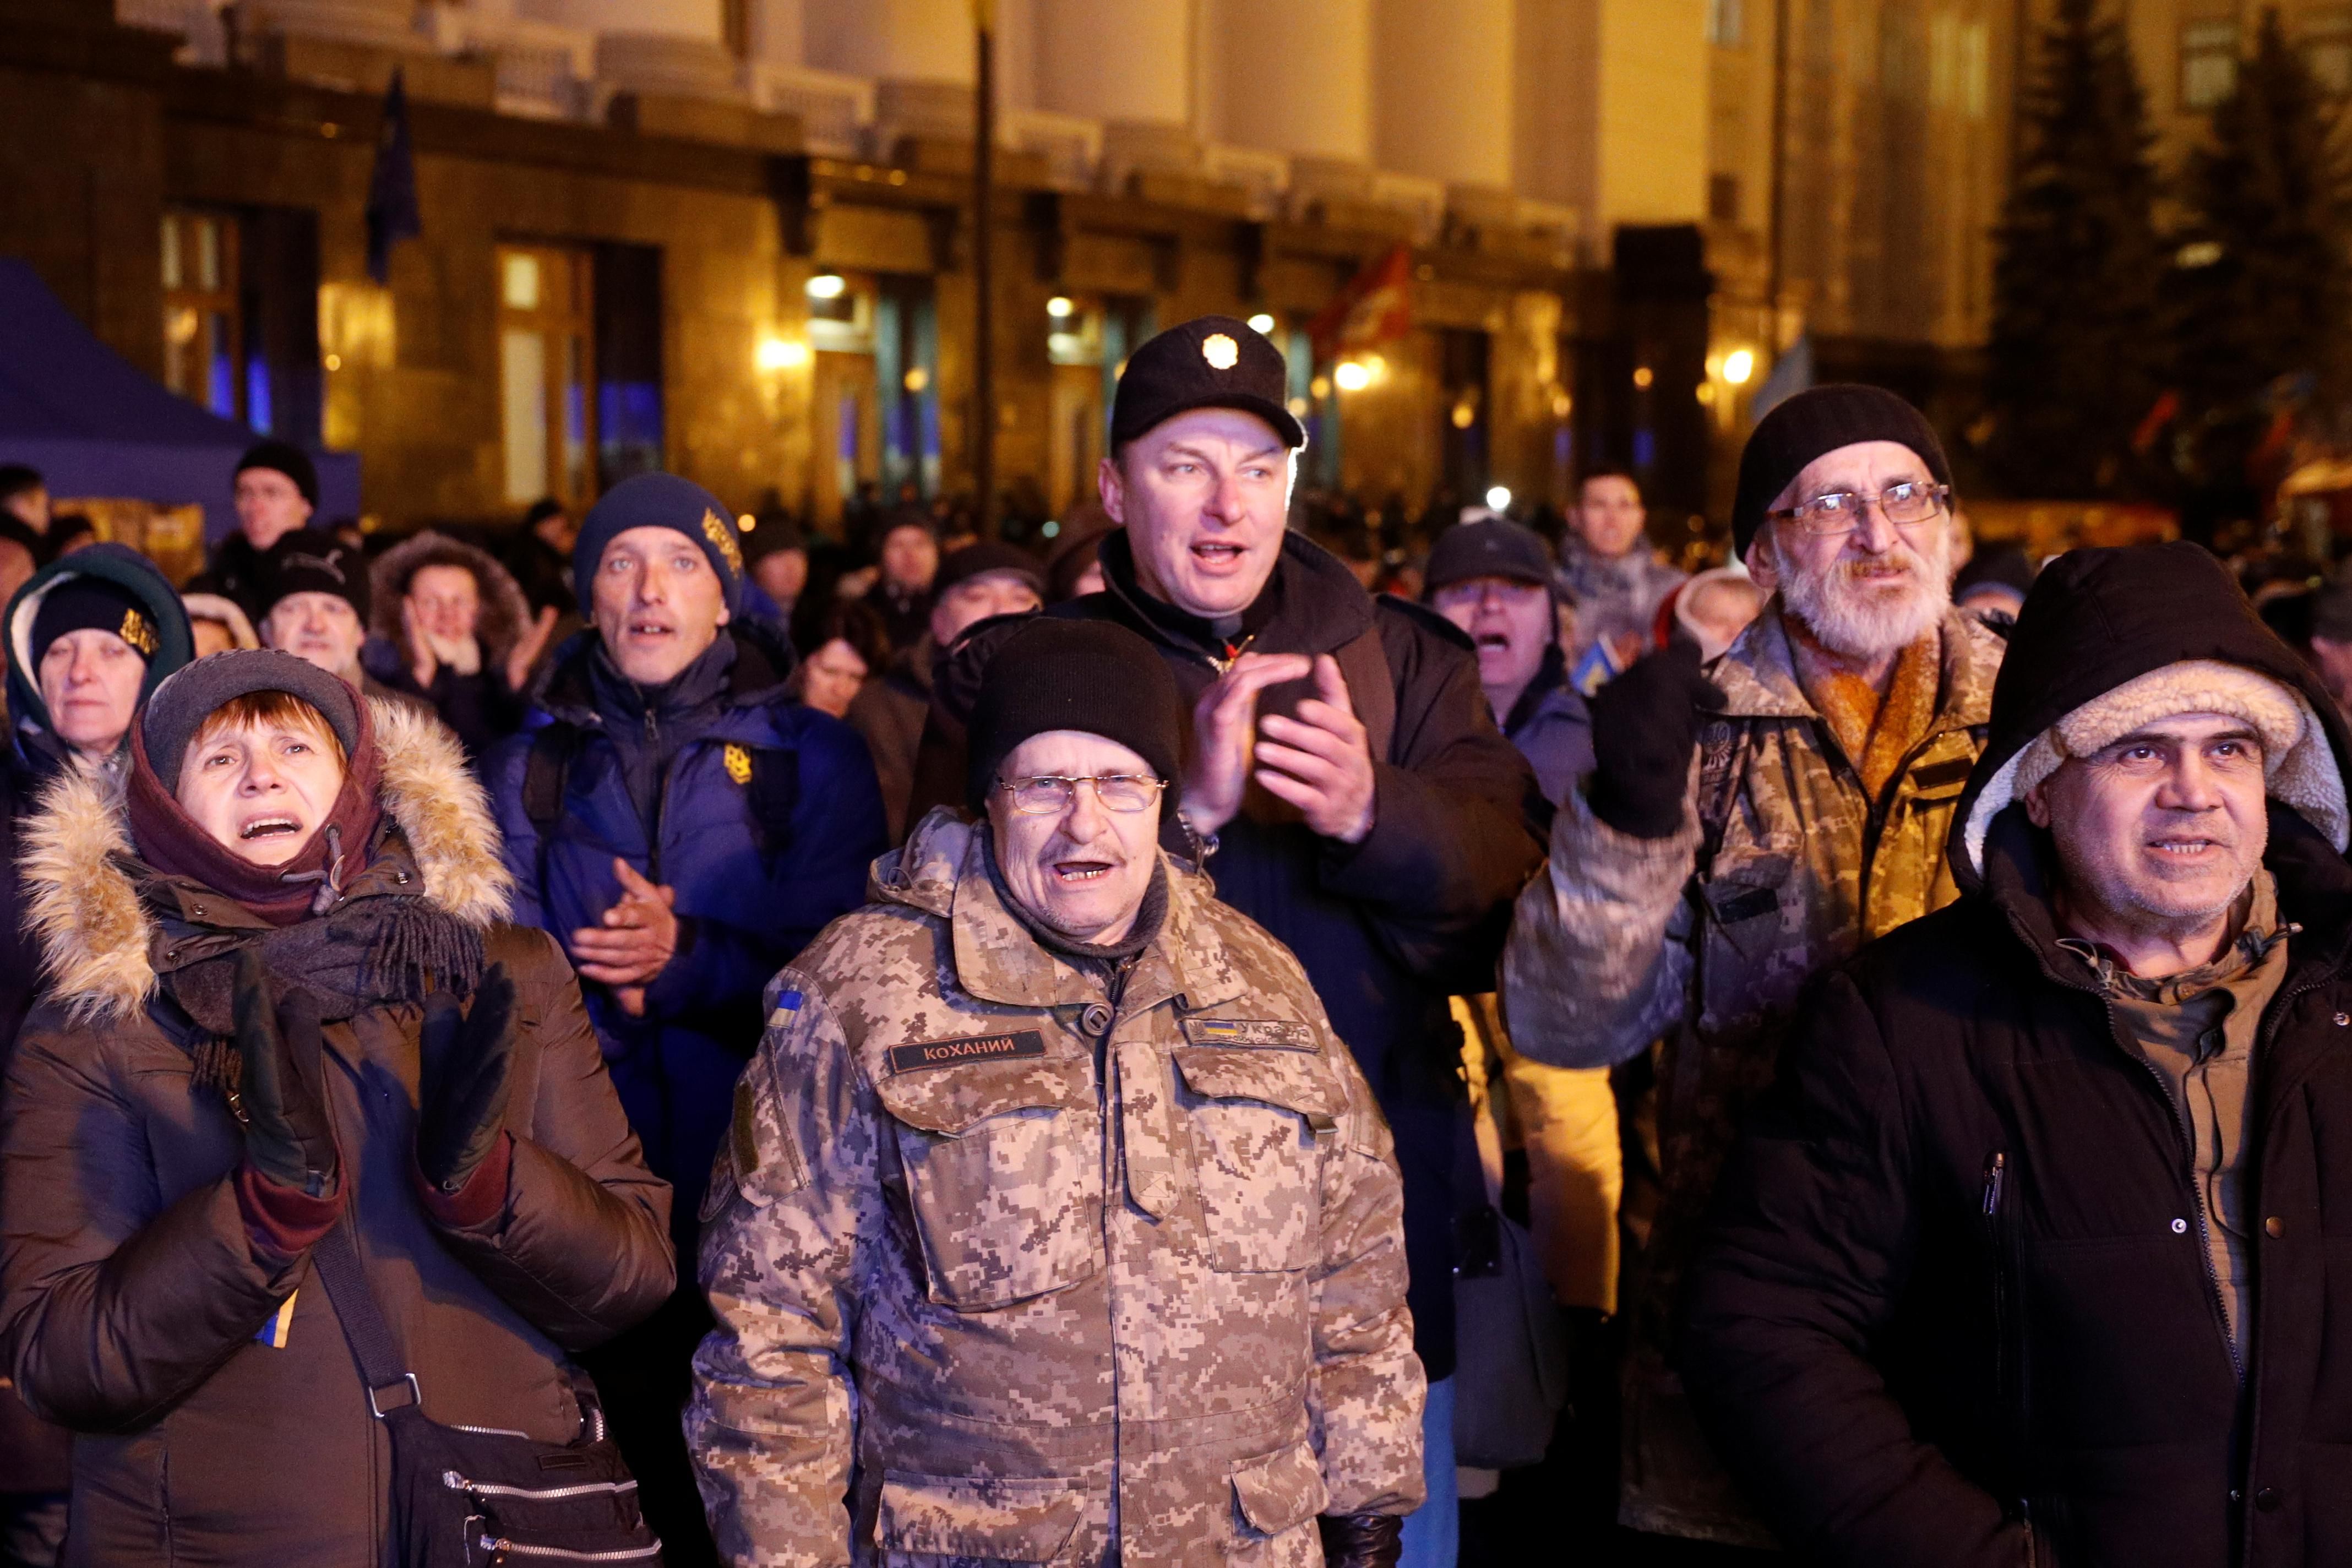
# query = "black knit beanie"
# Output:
<box><xmin>236</xmin><ymin>440</ymin><xmax>321</xmax><ymax>509</ymax></box>
<box><xmin>966</xmin><ymin>618</ymin><xmax>1185</xmax><ymax>816</ymax></box>
<box><xmin>1732</xmin><ymin>383</ymin><xmax>1952</xmax><ymax>560</ymax></box>
<box><xmin>31</xmin><ymin>575</ymin><xmax>158</xmax><ymax>667</ymax></box>
<box><xmin>142</xmin><ymin>649</ymin><xmax>362</xmax><ymax>794</ymax></box>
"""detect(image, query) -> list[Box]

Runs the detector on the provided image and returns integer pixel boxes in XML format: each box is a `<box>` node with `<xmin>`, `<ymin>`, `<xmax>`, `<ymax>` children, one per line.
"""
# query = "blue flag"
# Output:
<box><xmin>365</xmin><ymin>68</ymin><xmax>421</xmax><ymax>284</ymax></box>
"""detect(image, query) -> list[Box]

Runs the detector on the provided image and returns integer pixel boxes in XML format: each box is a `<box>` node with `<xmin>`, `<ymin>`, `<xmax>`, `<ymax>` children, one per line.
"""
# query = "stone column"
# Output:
<box><xmin>1211</xmin><ymin>0</ymin><xmax>1372</xmax><ymax>164</ymax></box>
<box><xmin>1373</xmin><ymin>0</ymin><xmax>1513</xmax><ymax>190</ymax></box>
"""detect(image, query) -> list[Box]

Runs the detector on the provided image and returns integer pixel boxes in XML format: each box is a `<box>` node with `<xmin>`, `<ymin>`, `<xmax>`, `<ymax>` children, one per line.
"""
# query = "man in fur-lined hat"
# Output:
<box><xmin>1682</xmin><ymin>542</ymin><xmax>2352</xmax><ymax>1567</ymax></box>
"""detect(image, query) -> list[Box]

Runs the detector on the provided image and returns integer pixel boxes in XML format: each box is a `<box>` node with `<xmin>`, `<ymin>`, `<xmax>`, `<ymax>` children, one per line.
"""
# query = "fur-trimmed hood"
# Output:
<box><xmin>18</xmin><ymin>698</ymin><xmax>513</xmax><ymax>1020</ymax></box>
<box><xmin>369</xmin><ymin>530</ymin><xmax>534</xmax><ymax>665</ymax></box>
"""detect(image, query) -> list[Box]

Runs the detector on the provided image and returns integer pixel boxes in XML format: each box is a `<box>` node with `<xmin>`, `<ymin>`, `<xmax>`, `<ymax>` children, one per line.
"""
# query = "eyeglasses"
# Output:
<box><xmin>1767</xmin><ymin>481</ymin><xmax>1951</xmax><ymax>536</ymax></box>
<box><xmin>999</xmin><ymin>774</ymin><xmax>1166</xmax><ymax>815</ymax></box>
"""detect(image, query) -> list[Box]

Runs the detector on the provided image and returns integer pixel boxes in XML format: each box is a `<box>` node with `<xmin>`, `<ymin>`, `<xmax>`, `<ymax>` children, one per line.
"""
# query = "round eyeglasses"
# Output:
<box><xmin>999</xmin><ymin>774</ymin><xmax>1167</xmax><ymax>815</ymax></box>
<box><xmin>1766</xmin><ymin>481</ymin><xmax>1951</xmax><ymax>537</ymax></box>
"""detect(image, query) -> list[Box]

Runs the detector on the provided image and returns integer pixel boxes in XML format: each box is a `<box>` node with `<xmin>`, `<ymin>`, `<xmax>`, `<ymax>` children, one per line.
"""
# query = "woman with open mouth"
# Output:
<box><xmin>0</xmin><ymin>649</ymin><xmax>674</xmax><ymax>1565</ymax></box>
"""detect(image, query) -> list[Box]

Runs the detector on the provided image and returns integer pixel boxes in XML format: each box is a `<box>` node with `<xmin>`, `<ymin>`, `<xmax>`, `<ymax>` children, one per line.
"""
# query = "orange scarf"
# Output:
<box><xmin>1788</xmin><ymin>619</ymin><xmax>1941</xmax><ymax>801</ymax></box>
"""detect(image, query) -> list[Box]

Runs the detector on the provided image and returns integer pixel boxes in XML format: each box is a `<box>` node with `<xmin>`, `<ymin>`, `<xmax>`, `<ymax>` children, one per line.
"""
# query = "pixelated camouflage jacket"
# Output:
<box><xmin>1499</xmin><ymin>601</ymin><xmax>2002</xmax><ymax>1545</ymax></box>
<box><xmin>688</xmin><ymin>809</ymin><xmax>1425</xmax><ymax>1568</ymax></box>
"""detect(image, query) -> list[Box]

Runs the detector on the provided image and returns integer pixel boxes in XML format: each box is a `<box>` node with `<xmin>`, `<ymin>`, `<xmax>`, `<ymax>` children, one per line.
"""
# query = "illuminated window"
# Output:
<box><xmin>2181</xmin><ymin>20</ymin><xmax>2240</xmax><ymax>110</ymax></box>
<box><xmin>162</xmin><ymin>210</ymin><xmax>244</xmax><ymax>421</ymax></box>
<box><xmin>497</xmin><ymin>244</ymin><xmax>595</xmax><ymax>507</ymax></box>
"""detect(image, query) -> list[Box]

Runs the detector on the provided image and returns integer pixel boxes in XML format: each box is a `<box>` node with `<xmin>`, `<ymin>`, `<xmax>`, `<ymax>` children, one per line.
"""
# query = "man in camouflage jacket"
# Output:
<box><xmin>1501</xmin><ymin>387</ymin><xmax>2006</xmax><ymax>1549</ymax></box>
<box><xmin>690</xmin><ymin>619</ymin><xmax>1423</xmax><ymax>1566</ymax></box>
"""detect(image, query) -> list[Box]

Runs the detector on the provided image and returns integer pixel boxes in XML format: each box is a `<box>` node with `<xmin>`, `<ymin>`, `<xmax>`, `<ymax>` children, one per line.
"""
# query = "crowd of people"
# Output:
<box><xmin>5</xmin><ymin>311</ymin><xmax>2352</xmax><ymax>1568</ymax></box>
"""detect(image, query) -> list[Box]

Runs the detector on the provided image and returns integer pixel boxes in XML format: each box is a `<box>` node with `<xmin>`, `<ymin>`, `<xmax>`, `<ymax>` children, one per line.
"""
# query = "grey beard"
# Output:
<box><xmin>1776</xmin><ymin>542</ymin><xmax>1952</xmax><ymax>658</ymax></box>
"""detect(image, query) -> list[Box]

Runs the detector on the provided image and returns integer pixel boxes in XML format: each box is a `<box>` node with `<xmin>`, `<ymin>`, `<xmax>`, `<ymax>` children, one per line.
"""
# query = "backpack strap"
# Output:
<box><xmin>520</xmin><ymin>722</ymin><xmax>583</xmax><ymax>899</ymax></box>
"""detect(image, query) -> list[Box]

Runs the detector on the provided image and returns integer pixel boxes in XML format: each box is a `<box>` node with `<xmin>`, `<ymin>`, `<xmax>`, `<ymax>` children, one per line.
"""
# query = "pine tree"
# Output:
<box><xmin>1986</xmin><ymin>0</ymin><xmax>2165</xmax><ymax>498</ymax></box>
<box><xmin>2168</xmin><ymin>7</ymin><xmax>2352</xmax><ymax>501</ymax></box>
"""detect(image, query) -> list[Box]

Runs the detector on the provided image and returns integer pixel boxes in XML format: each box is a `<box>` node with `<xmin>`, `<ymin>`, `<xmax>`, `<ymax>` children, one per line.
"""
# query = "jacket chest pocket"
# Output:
<box><xmin>1173</xmin><ymin>1047</ymin><xmax>1341</xmax><ymax>1274</ymax></box>
<box><xmin>876</xmin><ymin>1055</ymin><xmax>1104</xmax><ymax>1310</ymax></box>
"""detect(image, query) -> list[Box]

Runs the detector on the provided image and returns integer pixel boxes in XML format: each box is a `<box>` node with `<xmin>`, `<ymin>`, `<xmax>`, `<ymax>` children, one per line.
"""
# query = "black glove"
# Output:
<box><xmin>230</xmin><ymin>952</ymin><xmax>340</xmax><ymax>1196</ymax></box>
<box><xmin>1317</xmin><ymin>1511</ymin><xmax>1402</xmax><ymax>1568</ymax></box>
<box><xmin>1585</xmin><ymin>640</ymin><xmax>1727</xmax><ymax>840</ymax></box>
<box><xmin>416</xmin><ymin>962</ymin><xmax>519</xmax><ymax>1195</ymax></box>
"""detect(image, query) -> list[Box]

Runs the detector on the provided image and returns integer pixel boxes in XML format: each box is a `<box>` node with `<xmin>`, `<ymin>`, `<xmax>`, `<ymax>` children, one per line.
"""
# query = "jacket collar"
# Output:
<box><xmin>18</xmin><ymin>698</ymin><xmax>513</xmax><ymax>1020</ymax></box>
<box><xmin>533</xmin><ymin>619</ymin><xmax>796</xmax><ymax>730</ymax></box>
<box><xmin>875</xmin><ymin>809</ymin><xmax>1243</xmax><ymax>1014</ymax></box>
<box><xmin>1711</xmin><ymin>599</ymin><xmax>2002</xmax><ymax>733</ymax></box>
<box><xmin>1097</xmin><ymin>527</ymin><xmax>1375</xmax><ymax>663</ymax></box>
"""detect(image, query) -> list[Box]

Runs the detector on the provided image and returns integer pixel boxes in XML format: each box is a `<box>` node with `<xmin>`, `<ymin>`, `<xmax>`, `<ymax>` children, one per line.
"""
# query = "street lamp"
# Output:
<box><xmin>1247</xmin><ymin>312</ymin><xmax>1277</xmax><ymax>335</ymax></box>
<box><xmin>1722</xmin><ymin>348</ymin><xmax>1756</xmax><ymax>385</ymax></box>
<box><xmin>806</xmin><ymin>273</ymin><xmax>846</xmax><ymax>300</ymax></box>
<box><xmin>1333</xmin><ymin>361</ymin><xmax>1371</xmax><ymax>392</ymax></box>
<box><xmin>1485</xmin><ymin>485</ymin><xmax>1512</xmax><ymax>510</ymax></box>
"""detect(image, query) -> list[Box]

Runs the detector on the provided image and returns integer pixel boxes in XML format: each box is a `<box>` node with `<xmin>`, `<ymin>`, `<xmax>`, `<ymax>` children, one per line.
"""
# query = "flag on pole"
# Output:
<box><xmin>1307</xmin><ymin>244</ymin><xmax>1414</xmax><ymax>365</ymax></box>
<box><xmin>366</xmin><ymin>69</ymin><xmax>422</xmax><ymax>285</ymax></box>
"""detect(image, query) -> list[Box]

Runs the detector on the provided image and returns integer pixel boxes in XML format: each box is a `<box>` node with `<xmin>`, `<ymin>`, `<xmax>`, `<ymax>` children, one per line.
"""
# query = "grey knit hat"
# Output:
<box><xmin>141</xmin><ymin>649</ymin><xmax>362</xmax><ymax>794</ymax></box>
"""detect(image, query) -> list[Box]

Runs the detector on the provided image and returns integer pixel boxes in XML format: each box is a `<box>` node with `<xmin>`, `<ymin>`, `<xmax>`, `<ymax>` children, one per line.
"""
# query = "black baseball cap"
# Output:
<box><xmin>1110</xmin><ymin>316</ymin><xmax>1305</xmax><ymax>451</ymax></box>
<box><xmin>1423</xmin><ymin>517</ymin><xmax>1555</xmax><ymax>596</ymax></box>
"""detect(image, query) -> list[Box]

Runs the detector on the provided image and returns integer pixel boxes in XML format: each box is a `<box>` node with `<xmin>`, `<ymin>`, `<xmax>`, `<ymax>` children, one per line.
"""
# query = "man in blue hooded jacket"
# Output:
<box><xmin>484</xmin><ymin>471</ymin><xmax>885</xmax><ymax>1564</ymax></box>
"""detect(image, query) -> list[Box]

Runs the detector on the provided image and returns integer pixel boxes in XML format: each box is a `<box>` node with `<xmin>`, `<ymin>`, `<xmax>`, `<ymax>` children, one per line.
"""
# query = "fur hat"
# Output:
<box><xmin>1963</xmin><ymin>658</ymin><xmax>2349</xmax><ymax>874</ymax></box>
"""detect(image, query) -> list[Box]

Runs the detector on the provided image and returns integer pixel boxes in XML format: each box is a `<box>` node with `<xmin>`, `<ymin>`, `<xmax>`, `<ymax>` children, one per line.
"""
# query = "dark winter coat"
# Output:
<box><xmin>182</xmin><ymin>531</ymin><xmax>277</xmax><ymax>624</ymax></box>
<box><xmin>929</xmin><ymin>530</ymin><xmax>1547</xmax><ymax>1377</ymax></box>
<box><xmin>0</xmin><ymin>702</ymin><xmax>673</xmax><ymax>1566</ymax></box>
<box><xmin>1683</xmin><ymin>542</ymin><xmax>2352</xmax><ymax>1567</ymax></box>
<box><xmin>845</xmin><ymin>635</ymin><xmax>932</xmax><ymax>843</ymax></box>
<box><xmin>484</xmin><ymin>622</ymin><xmax>888</xmax><ymax>1243</ymax></box>
<box><xmin>1499</xmin><ymin>644</ymin><xmax>1594</xmax><ymax>805</ymax></box>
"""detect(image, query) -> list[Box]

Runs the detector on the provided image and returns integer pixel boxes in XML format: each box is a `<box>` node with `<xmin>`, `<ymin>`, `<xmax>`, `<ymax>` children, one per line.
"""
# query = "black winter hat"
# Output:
<box><xmin>1949</xmin><ymin>541</ymin><xmax>2352</xmax><ymax>890</ymax></box>
<box><xmin>258</xmin><ymin>530</ymin><xmax>369</xmax><ymax>622</ymax></box>
<box><xmin>966</xmin><ymin>618</ymin><xmax>1185</xmax><ymax>816</ymax></box>
<box><xmin>30</xmin><ymin>574</ymin><xmax>159</xmax><ymax>668</ymax></box>
<box><xmin>141</xmin><ymin>648</ymin><xmax>362</xmax><ymax>794</ymax></box>
<box><xmin>1423</xmin><ymin>518</ymin><xmax>1555</xmax><ymax>595</ymax></box>
<box><xmin>935</xmin><ymin>541</ymin><xmax>1045</xmax><ymax>600</ymax></box>
<box><xmin>235</xmin><ymin>440</ymin><xmax>321</xmax><ymax>509</ymax></box>
<box><xmin>572</xmin><ymin>472</ymin><xmax>745</xmax><ymax>616</ymax></box>
<box><xmin>1732</xmin><ymin>384</ymin><xmax>1951</xmax><ymax>560</ymax></box>
<box><xmin>1111</xmin><ymin>315</ymin><xmax>1305</xmax><ymax>451</ymax></box>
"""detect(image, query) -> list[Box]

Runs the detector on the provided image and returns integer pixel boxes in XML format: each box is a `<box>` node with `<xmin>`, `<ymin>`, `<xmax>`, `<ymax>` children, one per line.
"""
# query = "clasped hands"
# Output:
<box><xmin>1180</xmin><ymin>652</ymin><xmax>1376</xmax><ymax>845</ymax></box>
<box><xmin>570</xmin><ymin>858</ymin><xmax>678</xmax><ymax>1017</ymax></box>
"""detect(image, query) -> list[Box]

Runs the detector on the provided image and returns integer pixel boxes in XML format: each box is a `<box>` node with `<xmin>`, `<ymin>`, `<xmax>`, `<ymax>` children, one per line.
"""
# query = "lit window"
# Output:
<box><xmin>2181</xmin><ymin>20</ymin><xmax>2240</xmax><ymax>110</ymax></box>
<box><xmin>161</xmin><ymin>209</ymin><xmax>244</xmax><ymax>422</ymax></box>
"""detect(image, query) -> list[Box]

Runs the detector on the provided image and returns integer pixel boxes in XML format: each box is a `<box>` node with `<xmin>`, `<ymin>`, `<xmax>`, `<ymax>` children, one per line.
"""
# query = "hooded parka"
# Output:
<box><xmin>1681</xmin><ymin>542</ymin><xmax>2352</xmax><ymax>1567</ymax></box>
<box><xmin>0</xmin><ymin>700</ymin><xmax>674</xmax><ymax>1566</ymax></box>
<box><xmin>688</xmin><ymin>809</ymin><xmax>1425</xmax><ymax>1566</ymax></box>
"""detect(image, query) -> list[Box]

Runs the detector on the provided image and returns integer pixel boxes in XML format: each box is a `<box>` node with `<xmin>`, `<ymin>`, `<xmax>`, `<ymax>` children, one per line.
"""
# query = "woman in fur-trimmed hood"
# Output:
<box><xmin>0</xmin><ymin>649</ymin><xmax>673</xmax><ymax>1566</ymax></box>
<box><xmin>362</xmin><ymin>529</ymin><xmax>552</xmax><ymax>761</ymax></box>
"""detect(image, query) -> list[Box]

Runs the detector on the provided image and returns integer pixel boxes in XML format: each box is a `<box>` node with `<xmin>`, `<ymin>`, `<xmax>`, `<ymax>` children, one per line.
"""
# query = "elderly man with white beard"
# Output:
<box><xmin>1500</xmin><ymin>385</ymin><xmax>2006</xmax><ymax>1560</ymax></box>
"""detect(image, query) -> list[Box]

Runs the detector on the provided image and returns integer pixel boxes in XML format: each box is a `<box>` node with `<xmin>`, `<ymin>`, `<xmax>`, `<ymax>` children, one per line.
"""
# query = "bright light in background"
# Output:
<box><xmin>1632</xmin><ymin>365</ymin><xmax>1654</xmax><ymax>389</ymax></box>
<box><xmin>1333</xmin><ymin>361</ymin><xmax>1371</xmax><ymax>392</ymax></box>
<box><xmin>1485</xmin><ymin>486</ymin><xmax>1512</xmax><ymax>510</ymax></box>
<box><xmin>756</xmin><ymin>336</ymin><xmax>809</xmax><ymax>372</ymax></box>
<box><xmin>903</xmin><ymin>367</ymin><xmax>930</xmax><ymax>393</ymax></box>
<box><xmin>1047</xmin><ymin>296</ymin><xmax>1075</xmax><ymax>318</ymax></box>
<box><xmin>1041</xmin><ymin>520</ymin><xmax>1061</xmax><ymax>538</ymax></box>
<box><xmin>1722</xmin><ymin>348</ymin><xmax>1756</xmax><ymax>385</ymax></box>
<box><xmin>805</xmin><ymin>273</ymin><xmax>847</xmax><ymax>300</ymax></box>
<box><xmin>1246</xmin><ymin>312</ymin><xmax>1277</xmax><ymax>335</ymax></box>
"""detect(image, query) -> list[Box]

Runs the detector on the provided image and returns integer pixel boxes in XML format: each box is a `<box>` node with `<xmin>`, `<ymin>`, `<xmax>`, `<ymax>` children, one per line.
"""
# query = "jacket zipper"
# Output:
<box><xmin>475</xmin><ymin>1536</ymin><xmax>662</xmax><ymax>1563</ymax></box>
<box><xmin>443</xmin><ymin>1469</ymin><xmax>639</xmax><ymax>1501</ymax></box>
<box><xmin>1981</xmin><ymin>1152</ymin><xmax>2033</xmax><ymax>1540</ymax></box>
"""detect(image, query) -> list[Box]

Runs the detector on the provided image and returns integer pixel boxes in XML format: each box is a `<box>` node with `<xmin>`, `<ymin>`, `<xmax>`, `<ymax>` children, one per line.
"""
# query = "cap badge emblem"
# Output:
<box><xmin>118</xmin><ymin>608</ymin><xmax>159</xmax><ymax>656</ymax></box>
<box><xmin>1201</xmin><ymin>333</ymin><xmax>1239</xmax><ymax>370</ymax></box>
<box><xmin>700</xmin><ymin>508</ymin><xmax>745</xmax><ymax>576</ymax></box>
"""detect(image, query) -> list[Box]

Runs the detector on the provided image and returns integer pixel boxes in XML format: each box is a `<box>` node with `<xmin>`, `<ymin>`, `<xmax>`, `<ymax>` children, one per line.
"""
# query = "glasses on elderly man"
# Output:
<box><xmin>1000</xmin><ymin>774</ymin><xmax>1167</xmax><ymax>815</ymax></box>
<box><xmin>1767</xmin><ymin>480</ymin><xmax>1951</xmax><ymax>536</ymax></box>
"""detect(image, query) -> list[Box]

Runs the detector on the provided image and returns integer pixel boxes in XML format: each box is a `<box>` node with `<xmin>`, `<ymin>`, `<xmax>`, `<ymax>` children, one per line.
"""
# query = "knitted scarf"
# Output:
<box><xmin>1788</xmin><ymin>617</ymin><xmax>1942</xmax><ymax>802</ymax></box>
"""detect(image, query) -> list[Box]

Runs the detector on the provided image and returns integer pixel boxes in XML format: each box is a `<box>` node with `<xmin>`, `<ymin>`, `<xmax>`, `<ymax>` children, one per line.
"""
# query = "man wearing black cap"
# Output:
<box><xmin>932</xmin><ymin>315</ymin><xmax>1543</xmax><ymax>1561</ymax></box>
<box><xmin>1501</xmin><ymin>384</ymin><xmax>2006</xmax><ymax>1554</ymax></box>
<box><xmin>850</xmin><ymin>540</ymin><xmax>1044</xmax><ymax>841</ymax></box>
<box><xmin>693</xmin><ymin>616</ymin><xmax>1424</xmax><ymax>1568</ymax></box>
<box><xmin>250</xmin><ymin>527</ymin><xmax>423</xmax><ymax>718</ymax></box>
<box><xmin>483</xmin><ymin>471</ymin><xmax>886</xmax><ymax>1562</ymax></box>
<box><xmin>1424</xmin><ymin>516</ymin><xmax>1593</xmax><ymax>804</ymax></box>
<box><xmin>187</xmin><ymin>440</ymin><xmax>323</xmax><ymax>622</ymax></box>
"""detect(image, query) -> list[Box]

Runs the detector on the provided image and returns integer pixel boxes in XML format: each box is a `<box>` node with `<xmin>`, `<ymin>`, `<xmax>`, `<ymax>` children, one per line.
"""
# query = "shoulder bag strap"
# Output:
<box><xmin>309</xmin><ymin>1221</ymin><xmax>424</xmax><ymax>1418</ymax></box>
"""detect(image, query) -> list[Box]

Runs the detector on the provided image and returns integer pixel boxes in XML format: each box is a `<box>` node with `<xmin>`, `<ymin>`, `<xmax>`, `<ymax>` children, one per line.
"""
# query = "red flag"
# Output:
<box><xmin>1307</xmin><ymin>244</ymin><xmax>1413</xmax><ymax>364</ymax></box>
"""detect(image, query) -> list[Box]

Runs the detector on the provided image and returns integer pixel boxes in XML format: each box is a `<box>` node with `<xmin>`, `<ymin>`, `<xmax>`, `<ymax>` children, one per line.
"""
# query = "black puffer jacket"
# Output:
<box><xmin>1682</xmin><ymin>543</ymin><xmax>2352</xmax><ymax>1567</ymax></box>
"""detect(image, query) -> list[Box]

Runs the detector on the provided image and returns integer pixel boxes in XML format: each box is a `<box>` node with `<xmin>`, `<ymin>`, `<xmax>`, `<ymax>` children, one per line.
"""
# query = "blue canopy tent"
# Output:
<box><xmin>0</xmin><ymin>258</ymin><xmax>358</xmax><ymax>540</ymax></box>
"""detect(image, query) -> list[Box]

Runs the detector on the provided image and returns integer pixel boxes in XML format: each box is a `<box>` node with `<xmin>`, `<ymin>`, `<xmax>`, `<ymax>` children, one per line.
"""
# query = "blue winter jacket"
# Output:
<box><xmin>484</xmin><ymin>622</ymin><xmax>886</xmax><ymax>1242</ymax></box>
